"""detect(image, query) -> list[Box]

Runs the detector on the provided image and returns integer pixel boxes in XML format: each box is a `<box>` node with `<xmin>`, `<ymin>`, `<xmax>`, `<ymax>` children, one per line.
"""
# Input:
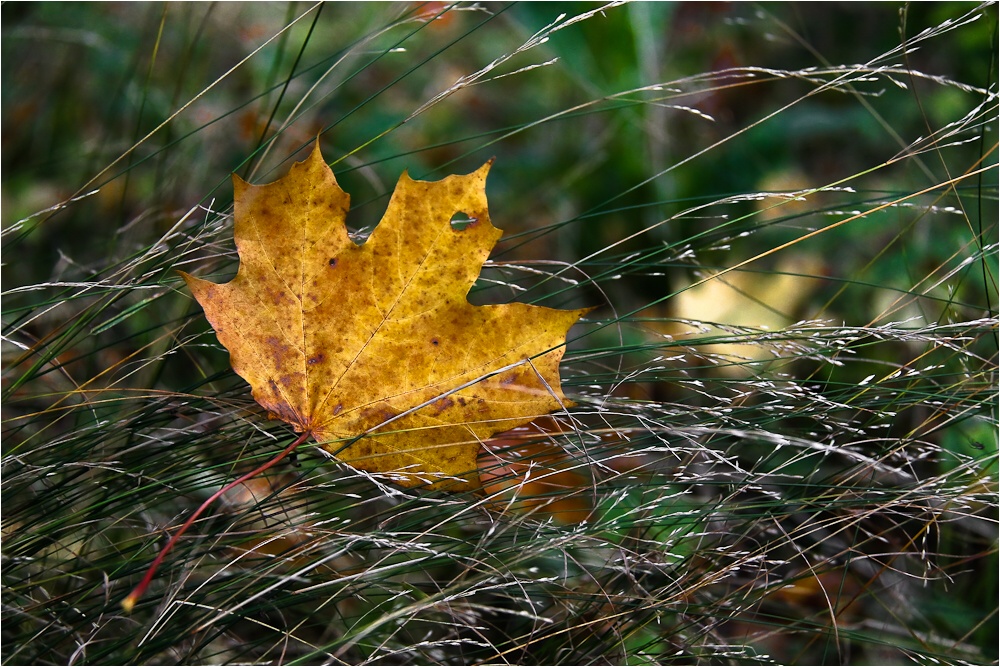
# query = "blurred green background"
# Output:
<box><xmin>3</xmin><ymin>2</ymin><xmax>995</xmax><ymax>324</ymax></box>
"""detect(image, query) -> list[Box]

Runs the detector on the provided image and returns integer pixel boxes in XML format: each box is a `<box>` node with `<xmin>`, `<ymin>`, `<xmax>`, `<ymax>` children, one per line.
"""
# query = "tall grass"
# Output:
<box><xmin>3</xmin><ymin>3</ymin><xmax>997</xmax><ymax>664</ymax></box>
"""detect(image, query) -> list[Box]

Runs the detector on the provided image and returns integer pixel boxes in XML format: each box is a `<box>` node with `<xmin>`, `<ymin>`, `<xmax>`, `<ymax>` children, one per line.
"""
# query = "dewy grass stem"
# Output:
<box><xmin>121</xmin><ymin>431</ymin><xmax>311</xmax><ymax>612</ymax></box>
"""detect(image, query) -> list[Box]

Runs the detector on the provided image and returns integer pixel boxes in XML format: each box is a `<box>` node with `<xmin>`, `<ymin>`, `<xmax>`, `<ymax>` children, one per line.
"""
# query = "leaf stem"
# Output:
<box><xmin>121</xmin><ymin>430</ymin><xmax>311</xmax><ymax>612</ymax></box>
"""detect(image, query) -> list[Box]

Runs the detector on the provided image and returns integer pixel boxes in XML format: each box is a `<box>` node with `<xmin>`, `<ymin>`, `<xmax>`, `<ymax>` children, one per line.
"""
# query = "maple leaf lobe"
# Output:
<box><xmin>182</xmin><ymin>143</ymin><xmax>587</xmax><ymax>490</ymax></box>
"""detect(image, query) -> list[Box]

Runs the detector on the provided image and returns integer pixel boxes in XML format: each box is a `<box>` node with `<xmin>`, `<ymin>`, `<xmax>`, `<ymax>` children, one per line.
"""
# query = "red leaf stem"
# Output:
<box><xmin>121</xmin><ymin>431</ymin><xmax>311</xmax><ymax>612</ymax></box>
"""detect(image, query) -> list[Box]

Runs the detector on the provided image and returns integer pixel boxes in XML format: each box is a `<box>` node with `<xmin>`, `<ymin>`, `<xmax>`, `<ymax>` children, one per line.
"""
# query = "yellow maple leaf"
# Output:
<box><xmin>181</xmin><ymin>143</ymin><xmax>587</xmax><ymax>491</ymax></box>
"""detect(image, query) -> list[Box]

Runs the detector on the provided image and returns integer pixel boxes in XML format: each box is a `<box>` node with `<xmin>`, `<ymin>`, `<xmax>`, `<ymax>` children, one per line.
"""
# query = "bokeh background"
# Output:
<box><xmin>3</xmin><ymin>3</ymin><xmax>997</xmax><ymax>665</ymax></box>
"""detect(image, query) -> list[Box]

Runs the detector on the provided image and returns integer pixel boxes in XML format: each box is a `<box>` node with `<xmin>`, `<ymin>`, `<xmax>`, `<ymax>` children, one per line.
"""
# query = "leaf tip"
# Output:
<box><xmin>307</xmin><ymin>139</ymin><xmax>325</xmax><ymax>165</ymax></box>
<box><xmin>477</xmin><ymin>158</ymin><xmax>495</xmax><ymax>177</ymax></box>
<box><xmin>177</xmin><ymin>270</ymin><xmax>203</xmax><ymax>291</ymax></box>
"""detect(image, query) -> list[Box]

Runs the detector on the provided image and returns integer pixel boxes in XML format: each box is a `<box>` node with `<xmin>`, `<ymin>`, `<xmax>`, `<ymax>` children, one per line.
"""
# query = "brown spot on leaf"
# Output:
<box><xmin>360</xmin><ymin>405</ymin><xmax>398</xmax><ymax>428</ymax></box>
<box><xmin>433</xmin><ymin>397</ymin><xmax>455</xmax><ymax>414</ymax></box>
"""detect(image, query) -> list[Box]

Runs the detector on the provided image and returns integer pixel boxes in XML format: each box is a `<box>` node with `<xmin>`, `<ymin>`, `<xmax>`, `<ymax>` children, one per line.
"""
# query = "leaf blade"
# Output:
<box><xmin>184</xmin><ymin>143</ymin><xmax>587</xmax><ymax>490</ymax></box>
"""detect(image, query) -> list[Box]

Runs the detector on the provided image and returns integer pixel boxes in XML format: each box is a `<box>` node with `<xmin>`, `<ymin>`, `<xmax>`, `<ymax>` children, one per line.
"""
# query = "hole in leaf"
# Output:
<box><xmin>450</xmin><ymin>212</ymin><xmax>478</xmax><ymax>231</ymax></box>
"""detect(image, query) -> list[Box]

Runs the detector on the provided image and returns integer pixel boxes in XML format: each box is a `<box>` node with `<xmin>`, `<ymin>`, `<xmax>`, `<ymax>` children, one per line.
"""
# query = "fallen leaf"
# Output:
<box><xmin>649</xmin><ymin>256</ymin><xmax>825</xmax><ymax>376</ymax></box>
<box><xmin>182</xmin><ymin>143</ymin><xmax>588</xmax><ymax>491</ymax></box>
<box><xmin>480</xmin><ymin>422</ymin><xmax>594</xmax><ymax>525</ymax></box>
